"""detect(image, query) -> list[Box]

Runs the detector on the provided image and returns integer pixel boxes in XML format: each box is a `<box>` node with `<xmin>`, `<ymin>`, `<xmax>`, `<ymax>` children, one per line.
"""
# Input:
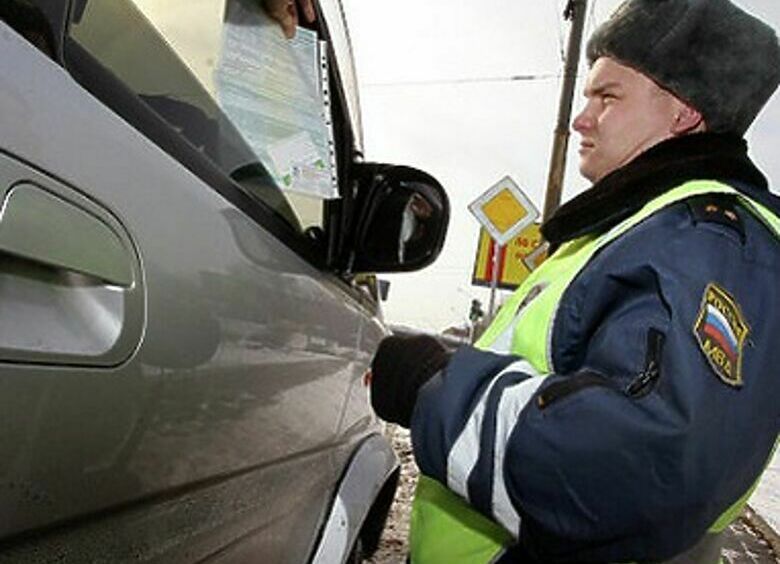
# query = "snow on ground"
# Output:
<box><xmin>368</xmin><ymin>426</ymin><xmax>779</xmax><ymax>563</ymax></box>
<box><xmin>751</xmin><ymin>450</ymin><xmax>780</xmax><ymax>535</ymax></box>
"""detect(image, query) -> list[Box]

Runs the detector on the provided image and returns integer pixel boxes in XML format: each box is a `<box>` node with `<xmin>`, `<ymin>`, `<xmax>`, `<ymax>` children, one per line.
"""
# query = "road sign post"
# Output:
<box><xmin>488</xmin><ymin>239</ymin><xmax>501</xmax><ymax>318</ymax></box>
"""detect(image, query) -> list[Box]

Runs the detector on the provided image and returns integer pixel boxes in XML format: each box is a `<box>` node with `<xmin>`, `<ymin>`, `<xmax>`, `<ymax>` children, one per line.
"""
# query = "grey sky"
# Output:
<box><xmin>342</xmin><ymin>0</ymin><xmax>780</xmax><ymax>332</ymax></box>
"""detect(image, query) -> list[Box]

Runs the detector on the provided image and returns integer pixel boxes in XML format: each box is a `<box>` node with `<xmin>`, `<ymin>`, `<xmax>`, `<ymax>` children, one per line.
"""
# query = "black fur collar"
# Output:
<box><xmin>541</xmin><ymin>133</ymin><xmax>768</xmax><ymax>246</ymax></box>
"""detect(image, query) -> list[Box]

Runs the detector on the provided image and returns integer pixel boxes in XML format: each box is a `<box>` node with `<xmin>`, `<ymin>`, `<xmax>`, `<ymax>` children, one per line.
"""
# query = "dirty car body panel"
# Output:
<box><xmin>0</xmin><ymin>0</ymin><xmax>449</xmax><ymax>561</ymax></box>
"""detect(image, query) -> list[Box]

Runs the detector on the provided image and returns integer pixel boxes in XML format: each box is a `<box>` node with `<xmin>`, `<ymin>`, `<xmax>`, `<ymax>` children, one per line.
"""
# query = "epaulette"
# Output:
<box><xmin>686</xmin><ymin>193</ymin><xmax>745</xmax><ymax>241</ymax></box>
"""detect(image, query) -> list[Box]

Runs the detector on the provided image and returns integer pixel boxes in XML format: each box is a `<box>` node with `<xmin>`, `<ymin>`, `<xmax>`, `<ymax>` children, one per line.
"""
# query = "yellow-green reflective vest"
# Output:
<box><xmin>410</xmin><ymin>180</ymin><xmax>780</xmax><ymax>564</ymax></box>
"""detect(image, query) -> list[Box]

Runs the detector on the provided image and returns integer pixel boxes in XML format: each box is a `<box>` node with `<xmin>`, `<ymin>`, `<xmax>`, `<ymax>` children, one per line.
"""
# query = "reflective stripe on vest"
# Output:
<box><xmin>410</xmin><ymin>181</ymin><xmax>780</xmax><ymax>564</ymax></box>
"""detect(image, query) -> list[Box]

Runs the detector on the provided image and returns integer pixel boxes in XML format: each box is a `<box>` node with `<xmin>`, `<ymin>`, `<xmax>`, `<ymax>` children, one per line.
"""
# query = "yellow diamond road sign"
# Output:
<box><xmin>468</xmin><ymin>175</ymin><xmax>539</xmax><ymax>245</ymax></box>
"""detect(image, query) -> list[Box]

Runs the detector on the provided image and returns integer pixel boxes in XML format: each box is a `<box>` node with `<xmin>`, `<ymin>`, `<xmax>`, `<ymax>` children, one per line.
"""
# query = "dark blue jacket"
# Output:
<box><xmin>412</xmin><ymin>172</ymin><xmax>780</xmax><ymax>562</ymax></box>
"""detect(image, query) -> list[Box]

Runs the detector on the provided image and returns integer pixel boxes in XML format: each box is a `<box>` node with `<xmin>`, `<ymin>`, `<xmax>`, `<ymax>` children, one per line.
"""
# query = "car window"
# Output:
<box><xmin>68</xmin><ymin>0</ymin><xmax>335</xmax><ymax>235</ymax></box>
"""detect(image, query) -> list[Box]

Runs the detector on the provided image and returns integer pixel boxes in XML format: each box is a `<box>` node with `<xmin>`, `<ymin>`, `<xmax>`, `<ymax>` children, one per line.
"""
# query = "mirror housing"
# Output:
<box><xmin>344</xmin><ymin>163</ymin><xmax>449</xmax><ymax>273</ymax></box>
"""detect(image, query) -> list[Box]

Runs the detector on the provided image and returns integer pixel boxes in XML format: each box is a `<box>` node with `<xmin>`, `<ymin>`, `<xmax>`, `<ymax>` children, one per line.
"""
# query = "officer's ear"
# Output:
<box><xmin>671</xmin><ymin>102</ymin><xmax>706</xmax><ymax>135</ymax></box>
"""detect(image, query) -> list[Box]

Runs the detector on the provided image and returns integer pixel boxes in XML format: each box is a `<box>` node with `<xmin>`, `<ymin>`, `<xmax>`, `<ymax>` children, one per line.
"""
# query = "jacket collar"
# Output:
<box><xmin>540</xmin><ymin>133</ymin><xmax>768</xmax><ymax>246</ymax></box>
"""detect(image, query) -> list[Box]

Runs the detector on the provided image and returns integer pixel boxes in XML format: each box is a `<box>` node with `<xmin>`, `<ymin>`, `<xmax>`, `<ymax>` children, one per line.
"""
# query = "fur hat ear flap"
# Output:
<box><xmin>587</xmin><ymin>0</ymin><xmax>780</xmax><ymax>135</ymax></box>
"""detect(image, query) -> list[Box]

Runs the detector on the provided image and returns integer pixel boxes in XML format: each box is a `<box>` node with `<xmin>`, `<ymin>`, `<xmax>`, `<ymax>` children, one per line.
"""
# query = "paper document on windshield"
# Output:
<box><xmin>215</xmin><ymin>4</ymin><xmax>338</xmax><ymax>199</ymax></box>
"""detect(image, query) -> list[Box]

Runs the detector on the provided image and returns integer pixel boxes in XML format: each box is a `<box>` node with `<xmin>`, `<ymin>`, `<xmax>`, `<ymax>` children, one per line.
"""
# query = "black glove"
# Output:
<box><xmin>370</xmin><ymin>334</ymin><xmax>451</xmax><ymax>428</ymax></box>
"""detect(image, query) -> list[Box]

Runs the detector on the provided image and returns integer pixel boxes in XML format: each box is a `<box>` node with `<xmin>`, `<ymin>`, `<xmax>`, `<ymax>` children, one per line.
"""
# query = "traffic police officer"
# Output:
<box><xmin>369</xmin><ymin>0</ymin><xmax>780</xmax><ymax>562</ymax></box>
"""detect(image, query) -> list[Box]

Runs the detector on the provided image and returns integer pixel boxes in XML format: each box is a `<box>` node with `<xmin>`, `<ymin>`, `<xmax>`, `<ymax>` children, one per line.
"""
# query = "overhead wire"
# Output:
<box><xmin>363</xmin><ymin>1</ymin><xmax>595</xmax><ymax>89</ymax></box>
<box><xmin>361</xmin><ymin>0</ymin><xmax>595</xmax><ymax>88</ymax></box>
<box><xmin>362</xmin><ymin>73</ymin><xmax>561</xmax><ymax>88</ymax></box>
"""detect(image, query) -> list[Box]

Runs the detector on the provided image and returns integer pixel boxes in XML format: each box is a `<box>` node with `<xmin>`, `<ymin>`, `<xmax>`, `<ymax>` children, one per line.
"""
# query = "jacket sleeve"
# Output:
<box><xmin>410</xmin><ymin>204</ymin><xmax>780</xmax><ymax>562</ymax></box>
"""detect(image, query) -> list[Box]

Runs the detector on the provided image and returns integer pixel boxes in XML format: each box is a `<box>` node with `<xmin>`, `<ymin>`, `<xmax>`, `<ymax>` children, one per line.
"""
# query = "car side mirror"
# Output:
<box><xmin>345</xmin><ymin>163</ymin><xmax>449</xmax><ymax>273</ymax></box>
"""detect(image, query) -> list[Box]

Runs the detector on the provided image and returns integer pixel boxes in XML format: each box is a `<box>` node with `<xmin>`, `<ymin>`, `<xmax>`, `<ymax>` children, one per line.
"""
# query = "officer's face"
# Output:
<box><xmin>573</xmin><ymin>58</ymin><xmax>687</xmax><ymax>183</ymax></box>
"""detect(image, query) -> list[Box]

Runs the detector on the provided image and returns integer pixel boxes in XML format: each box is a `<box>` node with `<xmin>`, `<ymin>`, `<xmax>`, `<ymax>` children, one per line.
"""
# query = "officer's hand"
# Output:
<box><xmin>369</xmin><ymin>335</ymin><xmax>451</xmax><ymax>428</ymax></box>
<box><xmin>261</xmin><ymin>0</ymin><xmax>316</xmax><ymax>39</ymax></box>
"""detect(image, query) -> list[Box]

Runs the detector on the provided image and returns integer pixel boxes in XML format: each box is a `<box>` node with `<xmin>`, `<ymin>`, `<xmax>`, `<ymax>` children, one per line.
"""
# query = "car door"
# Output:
<box><xmin>0</xmin><ymin>1</ymin><xmax>382</xmax><ymax>562</ymax></box>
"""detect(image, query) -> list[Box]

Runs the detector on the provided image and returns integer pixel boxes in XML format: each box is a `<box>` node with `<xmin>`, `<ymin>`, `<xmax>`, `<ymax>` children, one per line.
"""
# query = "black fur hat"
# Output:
<box><xmin>587</xmin><ymin>0</ymin><xmax>780</xmax><ymax>134</ymax></box>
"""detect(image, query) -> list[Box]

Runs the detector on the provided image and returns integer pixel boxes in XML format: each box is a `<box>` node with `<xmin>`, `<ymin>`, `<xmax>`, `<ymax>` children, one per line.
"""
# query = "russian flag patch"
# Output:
<box><xmin>694</xmin><ymin>283</ymin><xmax>750</xmax><ymax>387</ymax></box>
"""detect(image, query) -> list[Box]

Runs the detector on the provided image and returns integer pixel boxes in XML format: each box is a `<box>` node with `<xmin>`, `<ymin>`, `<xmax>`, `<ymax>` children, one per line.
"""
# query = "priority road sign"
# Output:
<box><xmin>468</xmin><ymin>176</ymin><xmax>539</xmax><ymax>246</ymax></box>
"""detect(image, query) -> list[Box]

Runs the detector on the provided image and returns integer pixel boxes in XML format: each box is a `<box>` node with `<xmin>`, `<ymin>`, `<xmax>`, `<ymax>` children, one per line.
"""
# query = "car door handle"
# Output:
<box><xmin>0</xmin><ymin>183</ymin><xmax>133</xmax><ymax>287</ymax></box>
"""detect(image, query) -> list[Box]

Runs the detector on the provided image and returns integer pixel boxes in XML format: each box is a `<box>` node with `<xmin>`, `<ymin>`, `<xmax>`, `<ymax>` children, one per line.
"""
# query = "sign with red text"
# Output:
<box><xmin>472</xmin><ymin>223</ymin><xmax>547</xmax><ymax>289</ymax></box>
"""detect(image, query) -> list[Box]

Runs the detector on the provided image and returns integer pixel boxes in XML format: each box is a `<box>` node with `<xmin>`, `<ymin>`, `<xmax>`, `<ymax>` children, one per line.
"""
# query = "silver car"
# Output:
<box><xmin>0</xmin><ymin>1</ymin><xmax>448</xmax><ymax>562</ymax></box>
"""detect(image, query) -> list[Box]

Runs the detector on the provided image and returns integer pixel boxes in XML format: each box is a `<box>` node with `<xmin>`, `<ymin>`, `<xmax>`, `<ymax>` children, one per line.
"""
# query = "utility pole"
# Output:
<box><xmin>542</xmin><ymin>0</ymin><xmax>588</xmax><ymax>222</ymax></box>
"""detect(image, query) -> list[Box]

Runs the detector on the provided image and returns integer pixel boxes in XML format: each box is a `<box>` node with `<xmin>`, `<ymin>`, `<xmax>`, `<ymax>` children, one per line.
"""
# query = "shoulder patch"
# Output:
<box><xmin>687</xmin><ymin>194</ymin><xmax>745</xmax><ymax>240</ymax></box>
<box><xmin>693</xmin><ymin>283</ymin><xmax>750</xmax><ymax>388</ymax></box>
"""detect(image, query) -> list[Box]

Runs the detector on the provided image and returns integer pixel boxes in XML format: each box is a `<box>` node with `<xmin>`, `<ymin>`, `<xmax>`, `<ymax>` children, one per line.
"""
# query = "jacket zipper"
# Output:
<box><xmin>625</xmin><ymin>328</ymin><xmax>665</xmax><ymax>398</ymax></box>
<box><xmin>536</xmin><ymin>328</ymin><xmax>665</xmax><ymax>410</ymax></box>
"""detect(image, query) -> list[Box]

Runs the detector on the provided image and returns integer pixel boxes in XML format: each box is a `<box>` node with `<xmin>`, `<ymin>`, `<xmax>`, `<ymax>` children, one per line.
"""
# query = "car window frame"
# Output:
<box><xmin>60</xmin><ymin>0</ymin><xmax>361</xmax><ymax>272</ymax></box>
